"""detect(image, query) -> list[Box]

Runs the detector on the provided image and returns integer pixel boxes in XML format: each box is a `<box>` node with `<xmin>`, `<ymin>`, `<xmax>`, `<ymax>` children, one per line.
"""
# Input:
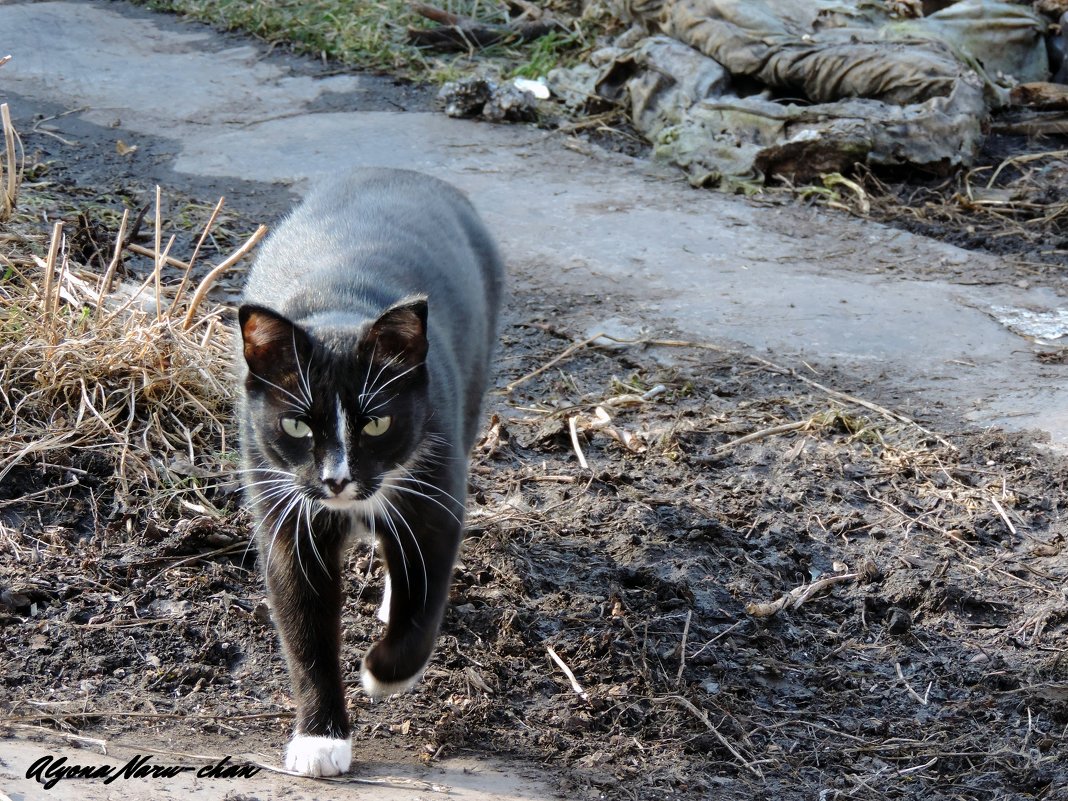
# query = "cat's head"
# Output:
<box><xmin>238</xmin><ymin>298</ymin><xmax>429</xmax><ymax>513</ymax></box>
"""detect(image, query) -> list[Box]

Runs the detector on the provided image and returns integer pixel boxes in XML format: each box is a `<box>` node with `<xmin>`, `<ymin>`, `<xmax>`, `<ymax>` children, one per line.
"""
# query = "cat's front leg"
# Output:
<box><xmin>360</xmin><ymin>489</ymin><xmax>463</xmax><ymax>699</ymax></box>
<box><xmin>260</xmin><ymin>511</ymin><xmax>352</xmax><ymax>776</ymax></box>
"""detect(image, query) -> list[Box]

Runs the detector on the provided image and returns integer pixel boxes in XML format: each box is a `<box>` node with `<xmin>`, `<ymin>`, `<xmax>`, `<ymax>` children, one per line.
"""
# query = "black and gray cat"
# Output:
<box><xmin>236</xmin><ymin>168</ymin><xmax>502</xmax><ymax>776</ymax></box>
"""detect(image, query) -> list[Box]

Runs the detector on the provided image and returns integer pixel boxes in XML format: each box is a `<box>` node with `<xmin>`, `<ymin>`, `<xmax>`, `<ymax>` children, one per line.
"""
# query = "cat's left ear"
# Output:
<box><xmin>362</xmin><ymin>298</ymin><xmax>428</xmax><ymax>370</ymax></box>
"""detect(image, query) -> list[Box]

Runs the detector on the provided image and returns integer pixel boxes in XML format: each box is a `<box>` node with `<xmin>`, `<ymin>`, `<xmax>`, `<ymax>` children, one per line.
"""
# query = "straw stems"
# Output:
<box><xmin>170</xmin><ymin>196</ymin><xmax>225</xmax><ymax>313</ymax></box>
<box><xmin>181</xmin><ymin>224</ymin><xmax>267</xmax><ymax>329</ymax></box>
<box><xmin>97</xmin><ymin>208</ymin><xmax>130</xmax><ymax>316</ymax></box>
<box><xmin>33</xmin><ymin>222</ymin><xmax>65</xmax><ymax>341</ymax></box>
<box><xmin>153</xmin><ymin>186</ymin><xmax>163</xmax><ymax>322</ymax></box>
<box><xmin>1</xmin><ymin>102</ymin><xmax>21</xmax><ymax>221</ymax></box>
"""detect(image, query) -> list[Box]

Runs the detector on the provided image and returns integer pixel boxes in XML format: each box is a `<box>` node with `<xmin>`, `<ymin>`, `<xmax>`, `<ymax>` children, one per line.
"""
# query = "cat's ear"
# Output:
<box><xmin>239</xmin><ymin>304</ymin><xmax>311</xmax><ymax>382</ymax></box>
<box><xmin>361</xmin><ymin>298</ymin><xmax>428</xmax><ymax>370</ymax></box>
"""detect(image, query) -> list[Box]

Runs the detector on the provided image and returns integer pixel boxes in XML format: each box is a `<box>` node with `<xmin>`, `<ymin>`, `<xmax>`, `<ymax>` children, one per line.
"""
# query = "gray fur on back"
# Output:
<box><xmin>240</xmin><ymin>168</ymin><xmax>503</xmax><ymax>452</ymax></box>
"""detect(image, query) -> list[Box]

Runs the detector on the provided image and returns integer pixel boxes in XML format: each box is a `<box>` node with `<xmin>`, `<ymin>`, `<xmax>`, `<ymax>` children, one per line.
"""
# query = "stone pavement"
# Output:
<box><xmin>4</xmin><ymin>1</ymin><xmax>1067</xmax><ymax>447</ymax></box>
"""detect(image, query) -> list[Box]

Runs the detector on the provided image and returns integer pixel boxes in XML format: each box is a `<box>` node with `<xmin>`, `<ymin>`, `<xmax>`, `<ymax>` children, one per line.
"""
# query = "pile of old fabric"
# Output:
<box><xmin>550</xmin><ymin>0</ymin><xmax>1055</xmax><ymax>186</ymax></box>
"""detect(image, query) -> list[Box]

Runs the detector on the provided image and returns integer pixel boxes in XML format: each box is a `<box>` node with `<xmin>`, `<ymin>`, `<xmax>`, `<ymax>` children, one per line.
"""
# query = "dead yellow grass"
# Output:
<box><xmin>0</xmin><ymin>126</ymin><xmax>266</xmax><ymax>517</ymax></box>
<box><xmin>1</xmin><ymin>97</ymin><xmax>21</xmax><ymax>222</ymax></box>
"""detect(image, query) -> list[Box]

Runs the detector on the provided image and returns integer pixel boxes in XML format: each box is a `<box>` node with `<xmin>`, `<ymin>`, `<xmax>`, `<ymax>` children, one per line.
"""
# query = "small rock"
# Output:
<box><xmin>439</xmin><ymin>77</ymin><xmax>493</xmax><ymax>118</ymax></box>
<box><xmin>886</xmin><ymin>607</ymin><xmax>912</xmax><ymax>634</ymax></box>
<box><xmin>482</xmin><ymin>83</ymin><xmax>537</xmax><ymax>122</ymax></box>
<box><xmin>438</xmin><ymin>77</ymin><xmax>537</xmax><ymax>122</ymax></box>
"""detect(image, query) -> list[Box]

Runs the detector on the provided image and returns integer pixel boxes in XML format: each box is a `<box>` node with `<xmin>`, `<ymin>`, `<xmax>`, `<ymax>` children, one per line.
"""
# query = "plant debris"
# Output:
<box><xmin>2</xmin><ymin>108</ymin><xmax>1068</xmax><ymax>801</ymax></box>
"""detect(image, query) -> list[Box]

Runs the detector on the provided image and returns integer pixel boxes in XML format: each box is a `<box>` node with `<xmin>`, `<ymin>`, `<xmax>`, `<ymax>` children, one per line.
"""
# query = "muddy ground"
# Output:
<box><xmin>4</xmin><ymin>287</ymin><xmax>1068</xmax><ymax>799</ymax></box>
<box><xmin>3</xmin><ymin>25</ymin><xmax>1068</xmax><ymax>800</ymax></box>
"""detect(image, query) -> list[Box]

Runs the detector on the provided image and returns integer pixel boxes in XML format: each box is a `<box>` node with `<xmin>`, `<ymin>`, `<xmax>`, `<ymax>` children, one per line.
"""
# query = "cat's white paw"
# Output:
<box><xmin>376</xmin><ymin>573</ymin><xmax>391</xmax><ymax>624</ymax></box>
<box><xmin>284</xmin><ymin>735</ymin><xmax>352</xmax><ymax>777</ymax></box>
<box><xmin>360</xmin><ymin>662</ymin><xmax>420</xmax><ymax>700</ymax></box>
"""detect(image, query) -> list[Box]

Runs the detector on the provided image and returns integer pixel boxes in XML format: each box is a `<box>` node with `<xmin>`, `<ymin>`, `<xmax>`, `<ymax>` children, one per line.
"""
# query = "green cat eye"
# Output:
<box><xmin>362</xmin><ymin>416</ymin><xmax>392</xmax><ymax>437</ymax></box>
<box><xmin>280</xmin><ymin>415</ymin><xmax>313</xmax><ymax>439</ymax></box>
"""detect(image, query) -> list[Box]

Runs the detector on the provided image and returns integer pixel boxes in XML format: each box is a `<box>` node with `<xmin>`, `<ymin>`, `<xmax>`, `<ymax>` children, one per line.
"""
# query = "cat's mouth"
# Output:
<box><xmin>316</xmin><ymin>481</ymin><xmax>379</xmax><ymax>512</ymax></box>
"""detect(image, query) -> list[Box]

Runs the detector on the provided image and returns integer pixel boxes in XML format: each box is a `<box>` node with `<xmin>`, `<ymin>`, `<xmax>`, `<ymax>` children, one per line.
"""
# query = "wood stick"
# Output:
<box><xmin>990</xmin><ymin>496</ymin><xmax>1017</xmax><ymax>537</ymax></box>
<box><xmin>675</xmin><ymin>609</ymin><xmax>692</xmax><ymax>684</ymax></box>
<box><xmin>100</xmin><ymin>237</ymin><xmax>175</xmax><ymax>327</ymax></box>
<box><xmin>171</xmin><ymin>196</ymin><xmax>225</xmax><ymax>313</ymax></box>
<box><xmin>546</xmin><ymin>645</ymin><xmax>589</xmax><ymax>702</ymax></box>
<box><xmin>504</xmin><ymin>331</ymin><xmax>606</xmax><ymax>394</ymax></box>
<box><xmin>153</xmin><ymin>185</ymin><xmax>163</xmax><ymax>323</ymax></box>
<box><xmin>182</xmin><ymin>224</ymin><xmax>268</xmax><ymax>328</ymax></box>
<box><xmin>746</xmin><ymin>573</ymin><xmax>859</xmax><ymax>618</ymax></box>
<box><xmin>895</xmin><ymin>662</ymin><xmax>929</xmax><ymax>706</ymax></box>
<box><xmin>1</xmin><ymin>102</ymin><xmax>18</xmax><ymax>216</ymax></box>
<box><xmin>668</xmin><ymin>695</ymin><xmax>763</xmax><ymax>777</ymax></box>
<box><xmin>126</xmin><ymin>242</ymin><xmax>190</xmax><ymax>270</ymax></box>
<box><xmin>411</xmin><ymin>2</ymin><xmax>465</xmax><ymax>25</ymax></box>
<box><xmin>41</xmin><ymin>221</ymin><xmax>63</xmax><ymax>322</ymax></box>
<box><xmin>98</xmin><ymin>208</ymin><xmax>130</xmax><ymax>316</ymax></box>
<box><xmin>407</xmin><ymin>3</ymin><xmax>557</xmax><ymax>50</ymax></box>
<box><xmin>568</xmin><ymin>415</ymin><xmax>589</xmax><ymax>470</ymax></box>
<box><xmin>712</xmin><ymin>419</ymin><xmax>811</xmax><ymax>454</ymax></box>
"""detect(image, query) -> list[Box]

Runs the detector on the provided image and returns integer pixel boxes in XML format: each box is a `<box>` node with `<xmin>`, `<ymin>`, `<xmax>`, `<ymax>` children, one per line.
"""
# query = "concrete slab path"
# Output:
<box><xmin>3</xmin><ymin>1</ymin><xmax>1068</xmax><ymax>448</ymax></box>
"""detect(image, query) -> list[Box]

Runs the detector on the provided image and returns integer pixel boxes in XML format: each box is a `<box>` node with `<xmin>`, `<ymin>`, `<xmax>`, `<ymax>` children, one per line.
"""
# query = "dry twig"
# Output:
<box><xmin>0</xmin><ymin>102</ymin><xmax>20</xmax><ymax>220</ymax></box>
<box><xmin>546</xmin><ymin>644</ymin><xmax>590</xmax><ymax>702</ymax></box>
<box><xmin>746</xmin><ymin>573</ymin><xmax>860</xmax><ymax>618</ymax></box>
<box><xmin>408</xmin><ymin>2</ymin><xmax>559</xmax><ymax>50</ymax></box>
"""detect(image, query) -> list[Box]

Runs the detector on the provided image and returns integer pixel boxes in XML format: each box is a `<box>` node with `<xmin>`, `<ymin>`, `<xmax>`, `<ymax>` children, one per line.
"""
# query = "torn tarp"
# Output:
<box><xmin>551</xmin><ymin>0</ymin><xmax>1048</xmax><ymax>187</ymax></box>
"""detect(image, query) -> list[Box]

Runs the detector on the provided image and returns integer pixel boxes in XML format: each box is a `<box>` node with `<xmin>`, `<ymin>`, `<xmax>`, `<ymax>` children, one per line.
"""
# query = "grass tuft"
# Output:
<box><xmin>134</xmin><ymin>0</ymin><xmax>606</xmax><ymax>82</ymax></box>
<box><xmin>0</xmin><ymin>169</ymin><xmax>264</xmax><ymax>520</ymax></box>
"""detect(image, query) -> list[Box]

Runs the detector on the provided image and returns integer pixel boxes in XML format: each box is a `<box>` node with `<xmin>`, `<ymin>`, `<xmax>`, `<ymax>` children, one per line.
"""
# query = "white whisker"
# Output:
<box><xmin>372</xmin><ymin>494</ymin><xmax>412</xmax><ymax>604</ymax></box>
<box><xmin>292</xmin><ymin>329</ymin><xmax>314</xmax><ymax>408</ymax></box>
<box><xmin>248</xmin><ymin>370</ymin><xmax>309</xmax><ymax>412</ymax></box>
<box><xmin>378</xmin><ymin>493</ymin><xmax>428</xmax><ymax>608</ymax></box>
<box><xmin>389</xmin><ymin>483</ymin><xmax>463</xmax><ymax>526</ymax></box>
<box><xmin>362</xmin><ymin>361</ymin><xmax>421</xmax><ymax>410</ymax></box>
<box><xmin>304</xmin><ymin>499</ymin><xmax>329</xmax><ymax>576</ymax></box>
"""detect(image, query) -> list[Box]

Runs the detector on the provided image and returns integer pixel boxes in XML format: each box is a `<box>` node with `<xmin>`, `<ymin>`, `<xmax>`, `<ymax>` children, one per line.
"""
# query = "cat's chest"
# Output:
<box><xmin>342</xmin><ymin>514</ymin><xmax>375</xmax><ymax>549</ymax></box>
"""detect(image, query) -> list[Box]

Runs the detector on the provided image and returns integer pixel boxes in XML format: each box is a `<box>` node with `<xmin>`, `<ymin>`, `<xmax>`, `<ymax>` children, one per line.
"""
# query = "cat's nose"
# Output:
<box><xmin>323</xmin><ymin>478</ymin><xmax>350</xmax><ymax>496</ymax></box>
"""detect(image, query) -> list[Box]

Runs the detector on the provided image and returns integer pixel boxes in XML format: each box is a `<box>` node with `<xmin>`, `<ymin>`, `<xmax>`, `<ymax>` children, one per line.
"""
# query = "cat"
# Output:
<box><xmin>236</xmin><ymin>168</ymin><xmax>502</xmax><ymax>777</ymax></box>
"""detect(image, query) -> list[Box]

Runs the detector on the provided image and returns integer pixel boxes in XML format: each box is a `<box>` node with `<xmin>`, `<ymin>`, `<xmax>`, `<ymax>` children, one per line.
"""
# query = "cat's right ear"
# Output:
<box><xmin>239</xmin><ymin>304</ymin><xmax>310</xmax><ymax>383</ymax></box>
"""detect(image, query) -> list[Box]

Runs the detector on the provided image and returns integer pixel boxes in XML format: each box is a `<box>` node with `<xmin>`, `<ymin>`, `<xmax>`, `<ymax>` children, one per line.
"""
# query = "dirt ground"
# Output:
<box><xmin>4</xmin><ymin>284</ymin><xmax>1068</xmax><ymax>799</ymax></box>
<box><xmin>3</xmin><ymin>26</ymin><xmax>1068</xmax><ymax>801</ymax></box>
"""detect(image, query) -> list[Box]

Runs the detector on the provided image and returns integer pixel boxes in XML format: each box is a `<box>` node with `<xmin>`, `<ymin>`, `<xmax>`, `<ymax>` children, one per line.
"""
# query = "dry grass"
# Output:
<box><xmin>854</xmin><ymin>148</ymin><xmax>1068</xmax><ymax>269</ymax></box>
<box><xmin>0</xmin><ymin>147</ymin><xmax>266</xmax><ymax>519</ymax></box>
<box><xmin>1</xmin><ymin>99</ymin><xmax>21</xmax><ymax>222</ymax></box>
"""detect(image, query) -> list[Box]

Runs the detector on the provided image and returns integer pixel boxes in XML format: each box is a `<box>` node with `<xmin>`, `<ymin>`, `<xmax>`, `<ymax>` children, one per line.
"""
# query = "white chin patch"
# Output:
<box><xmin>360</xmin><ymin>663</ymin><xmax>420</xmax><ymax>700</ymax></box>
<box><xmin>320</xmin><ymin>495</ymin><xmax>360</xmax><ymax>512</ymax></box>
<box><xmin>284</xmin><ymin>735</ymin><xmax>352</xmax><ymax>777</ymax></box>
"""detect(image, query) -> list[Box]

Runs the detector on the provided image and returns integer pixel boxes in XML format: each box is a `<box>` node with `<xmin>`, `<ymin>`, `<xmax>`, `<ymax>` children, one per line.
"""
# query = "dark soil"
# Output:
<box><xmin>3</xmin><ymin>290</ymin><xmax>1068</xmax><ymax>799</ymax></box>
<box><xmin>857</xmin><ymin>130</ymin><xmax>1068</xmax><ymax>288</ymax></box>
